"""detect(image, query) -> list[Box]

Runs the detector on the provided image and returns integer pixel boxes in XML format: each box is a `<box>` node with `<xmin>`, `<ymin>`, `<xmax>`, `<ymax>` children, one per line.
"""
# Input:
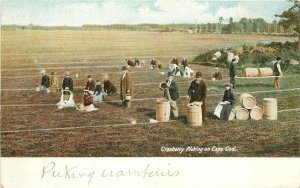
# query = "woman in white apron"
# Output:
<box><xmin>56</xmin><ymin>87</ymin><xmax>75</xmax><ymax>109</ymax></box>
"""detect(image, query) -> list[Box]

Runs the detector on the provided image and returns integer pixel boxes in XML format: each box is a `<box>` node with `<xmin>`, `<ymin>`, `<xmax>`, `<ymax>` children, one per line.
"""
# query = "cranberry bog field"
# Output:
<box><xmin>1</xmin><ymin>30</ymin><xmax>299</xmax><ymax>157</ymax></box>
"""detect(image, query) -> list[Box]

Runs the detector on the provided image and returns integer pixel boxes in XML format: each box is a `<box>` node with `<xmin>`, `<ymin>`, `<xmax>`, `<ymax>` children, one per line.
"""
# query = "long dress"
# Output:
<box><xmin>56</xmin><ymin>90</ymin><xmax>75</xmax><ymax>109</ymax></box>
<box><xmin>213</xmin><ymin>89</ymin><xmax>235</xmax><ymax>120</ymax></box>
<box><xmin>76</xmin><ymin>93</ymin><xmax>98</xmax><ymax>112</ymax></box>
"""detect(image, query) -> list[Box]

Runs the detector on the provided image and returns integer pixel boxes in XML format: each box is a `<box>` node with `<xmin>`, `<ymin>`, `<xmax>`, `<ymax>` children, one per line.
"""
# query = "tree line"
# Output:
<box><xmin>197</xmin><ymin>17</ymin><xmax>296</xmax><ymax>35</ymax></box>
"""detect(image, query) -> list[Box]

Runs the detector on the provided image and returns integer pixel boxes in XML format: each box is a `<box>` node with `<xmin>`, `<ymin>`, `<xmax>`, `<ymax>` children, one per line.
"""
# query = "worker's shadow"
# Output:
<box><xmin>237</xmin><ymin>83</ymin><xmax>272</xmax><ymax>88</ymax></box>
<box><xmin>106</xmin><ymin>101</ymin><xmax>122</xmax><ymax>107</ymax></box>
<box><xmin>137</xmin><ymin>108</ymin><xmax>156</xmax><ymax>118</ymax></box>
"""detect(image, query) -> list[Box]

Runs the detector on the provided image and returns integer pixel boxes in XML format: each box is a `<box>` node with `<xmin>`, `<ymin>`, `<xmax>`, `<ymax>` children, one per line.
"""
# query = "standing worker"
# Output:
<box><xmin>62</xmin><ymin>72</ymin><xmax>73</xmax><ymax>91</ymax></box>
<box><xmin>273</xmin><ymin>57</ymin><xmax>283</xmax><ymax>89</ymax></box>
<box><xmin>229</xmin><ymin>58</ymin><xmax>237</xmax><ymax>89</ymax></box>
<box><xmin>163</xmin><ymin>71</ymin><xmax>179</xmax><ymax>119</ymax></box>
<box><xmin>120</xmin><ymin>66</ymin><xmax>132</xmax><ymax>108</ymax></box>
<box><xmin>188</xmin><ymin>72</ymin><xmax>207</xmax><ymax>121</ymax></box>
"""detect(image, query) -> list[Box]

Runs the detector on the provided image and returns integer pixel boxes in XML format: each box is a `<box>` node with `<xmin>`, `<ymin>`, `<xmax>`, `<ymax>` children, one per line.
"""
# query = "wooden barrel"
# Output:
<box><xmin>242</xmin><ymin>68</ymin><xmax>259</xmax><ymax>77</ymax></box>
<box><xmin>234</xmin><ymin>105</ymin><xmax>249</xmax><ymax>120</ymax></box>
<box><xmin>228</xmin><ymin>109</ymin><xmax>235</xmax><ymax>121</ymax></box>
<box><xmin>156</xmin><ymin>99</ymin><xmax>170</xmax><ymax>122</ymax></box>
<box><xmin>212</xmin><ymin>51</ymin><xmax>221</xmax><ymax>60</ymax></box>
<box><xmin>250</xmin><ymin>106</ymin><xmax>263</xmax><ymax>120</ymax></box>
<box><xmin>263</xmin><ymin>98</ymin><xmax>277</xmax><ymax>120</ymax></box>
<box><xmin>187</xmin><ymin>102</ymin><xmax>202</xmax><ymax>126</ymax></box>
<box><xmin>258</xmin><ymin>67</ymin><xmax>273</xmax><ymax>77</ymax></box>
<box><xmin>239</xmin><ymin>93</ymin><xmax>256</xmax><ymax>109</ymax></box>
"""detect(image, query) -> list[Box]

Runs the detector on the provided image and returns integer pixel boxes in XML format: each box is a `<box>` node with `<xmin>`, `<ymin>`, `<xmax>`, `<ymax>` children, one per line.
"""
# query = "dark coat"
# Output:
<box><xmin>134</xmin><ymin>59</ymin><xmax>140</xmax><ymax>66</ymax></box>
<box><xmin>41</xmin><ymin>75</ymin><xmax>50</xmax><ymax>87</ymax></box>
<box><xmin>164</xmin><ymin>80</ymin><xmax>179</xmax><ymax>101</ymax></box>
<box><xmin>62</xmin><ymin>77</ymin><xmax>73</xmax><ymax>91</ymax></box>
<box><xmin>188</xmin><ymin>79</ymin><xmax>207</xmax><ymax>103</ymax></box>
<box><xmin>127</xmin><ymin>60</ymin><xmax>135</xmax><ymax>67</ymax></box>
<box><xmin>229</xmin><ymin>62</ymin><xmax>236</xmax><ymax>78</ymax></box>
<box><xmin>222</xmin><ymin>89</ymin><xmax>236</xmax><ymax>106</ymax></box>
<box><xmin>94</xmin><ymin>84</ymin><xmax>102</xmax><ymax>95</ymax></box>
<box><xmin>86</xmin><ymin>80</ymin><xmax>96</xmax><ymax>91</ymax></box>
<box><xmin>120</xmin><ymin>72</ymin><xmax>133</xmax><ymax>101</ymax></box>
<box><xmin>104</xmin><ymin>80</ymin><xmax>117</xmax><ymax>94</ymax></box>
<box><xmin>181</xmin><ymin>59</ymin><xmax>189</xmax><ymax>68</ymax></box>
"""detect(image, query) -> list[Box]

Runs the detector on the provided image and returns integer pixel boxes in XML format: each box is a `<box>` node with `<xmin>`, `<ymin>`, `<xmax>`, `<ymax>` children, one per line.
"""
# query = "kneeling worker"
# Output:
<box><xmin>213</xmin><ymin>83</ymin><xmax>235</xmax><ymax>120</ymax></box>
<box><xmin>56</xmin><ymin>87</ymin><xmax>75</xmax><ymax>109</ymax></box>
<box><xmin>76</xmin><ymin>89</ymin><xmax>98</xmax><ymax>112</ymax></box>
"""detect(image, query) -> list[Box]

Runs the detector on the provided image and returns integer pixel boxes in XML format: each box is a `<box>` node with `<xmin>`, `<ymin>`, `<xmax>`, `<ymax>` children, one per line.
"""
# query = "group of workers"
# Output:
<box><xmin>161</xmin><ymin>69</ymin><xmax>234</xmax><ymax>121</ymax></box>
<box><xmin>37</xmin><ymin>55</ymin><xmax>282</xmax><ymax>121</ymax></box>
<box><xmin>38</xmin><ymin>67</ymin><xmax>126</xmax><ymax>111</ymax></box>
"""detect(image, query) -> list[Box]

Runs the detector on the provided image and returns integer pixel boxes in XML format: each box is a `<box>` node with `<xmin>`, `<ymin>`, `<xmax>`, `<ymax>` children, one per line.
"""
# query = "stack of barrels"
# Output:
<box><xmin>242</xmin><ymin>67</ymin><xmax>273</xmax><ymax>77</ymax></box>
<box><xmin>230</xmin><ymin>93</ymin><xmax>277</xmax><ymax>121</ymax></box>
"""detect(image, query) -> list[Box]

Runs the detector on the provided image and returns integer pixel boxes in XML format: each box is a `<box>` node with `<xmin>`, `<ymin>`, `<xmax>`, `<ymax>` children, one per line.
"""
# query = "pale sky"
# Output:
<box><xmin>1</xmin><ymin>0</ymin><xmax>293</xmax><ymax>26</ymax></box>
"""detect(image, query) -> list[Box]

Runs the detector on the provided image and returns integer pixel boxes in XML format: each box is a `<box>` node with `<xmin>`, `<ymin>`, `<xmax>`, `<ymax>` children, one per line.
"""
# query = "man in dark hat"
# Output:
<box><xmin>164</xmin><ymin>71</ymin><xmax>179</xmax><ymax>119</ymax></box>
<box><xmin>273</xmin><ymin>57</ymin><xmax>283</xmax><ymax>89</ymax></box>
<box><xmin>120</xmin><ymin>66</ymin><xmax>132</xmax><ymax>108</ymax></box>
<box><xmin>229</xmin><ymin>58</ymin><xmax>237</xmax><ymax>88</ymax></box>
<box><xmin>62</xmin><ymin>72</ymin><xmax>73</xmax><ymax>91</ymax></box>
<box><xmin>188</xmin><ymin>71</ymin><xmax>207</xmax><ymax>121</ymax></box>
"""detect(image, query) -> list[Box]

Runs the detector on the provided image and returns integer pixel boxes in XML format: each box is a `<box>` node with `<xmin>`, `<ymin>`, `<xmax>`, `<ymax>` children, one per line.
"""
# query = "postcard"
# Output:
<box><xmin>1</xmin><ymin>0</ymin><xmax>299</xmax><ymax>187</ymax></box>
